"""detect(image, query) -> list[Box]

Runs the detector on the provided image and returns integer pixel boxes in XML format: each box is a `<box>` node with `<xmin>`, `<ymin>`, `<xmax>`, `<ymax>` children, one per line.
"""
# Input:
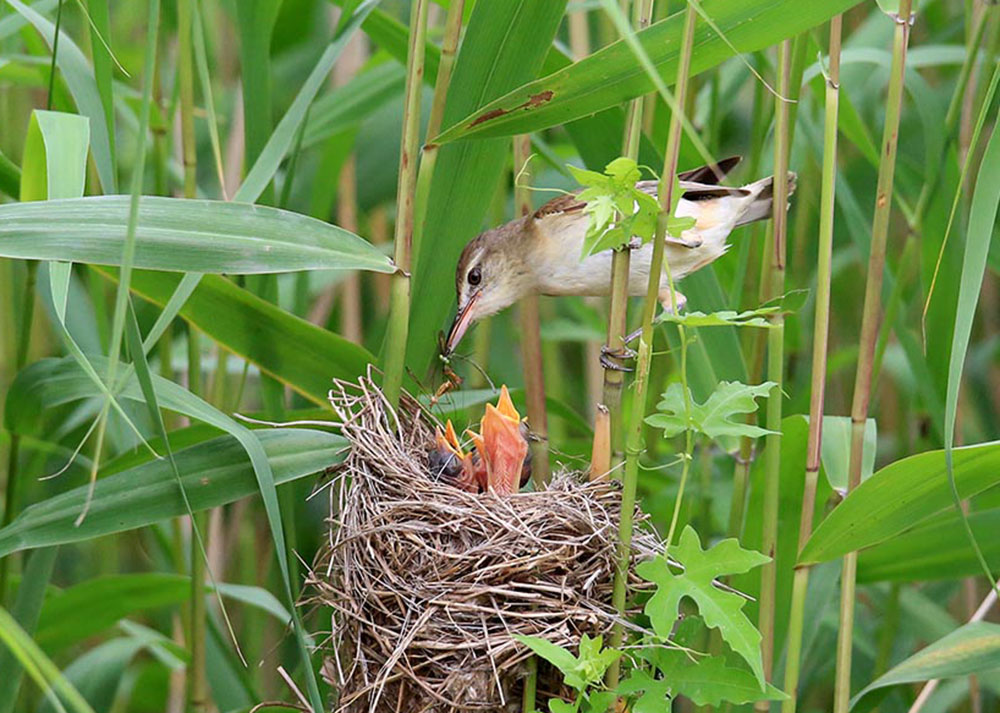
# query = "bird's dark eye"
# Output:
<box><xmin>467</xmin><ymin>266</ymin><xmax>482</xmax><ymax>286</ymax></box>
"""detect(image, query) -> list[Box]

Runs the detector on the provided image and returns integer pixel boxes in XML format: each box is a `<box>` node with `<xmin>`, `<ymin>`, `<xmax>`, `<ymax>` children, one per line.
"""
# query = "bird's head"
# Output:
<box><xmin>444</xmin><ymin>218</ymin><xmax>534</xmax><ymax>354</ymax></box>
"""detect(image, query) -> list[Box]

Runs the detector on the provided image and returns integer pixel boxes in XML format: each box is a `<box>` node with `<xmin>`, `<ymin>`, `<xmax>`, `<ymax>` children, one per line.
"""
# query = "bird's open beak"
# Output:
<box><xmin>444</xmin><ymin>290</ymin><xmax>480</xmax><ymax>355</ymax></box>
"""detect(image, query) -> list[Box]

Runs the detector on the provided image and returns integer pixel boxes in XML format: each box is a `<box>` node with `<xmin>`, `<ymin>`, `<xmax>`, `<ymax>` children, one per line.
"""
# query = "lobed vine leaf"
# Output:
<box><xmin>636</xmin><ymin>526</ymin><xmax>770</xmax><ymax>686</ymax></box>
<box><xmin>645</xmin><ymin>381</ymin><xmax>777</xmax><ymax>440</ymax></box>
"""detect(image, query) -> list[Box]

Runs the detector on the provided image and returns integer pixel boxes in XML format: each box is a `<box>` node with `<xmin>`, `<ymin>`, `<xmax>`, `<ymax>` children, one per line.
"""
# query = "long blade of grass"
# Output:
<box><xmin>942</xmin><ymin>98</ymin><xmax>1000</xmax><ymax>593</ymax></box>
<box><xmin>0</xmin><ymin>606</ymin><xmax>94</xmax><ymax>713</ymax></box>
<box><xmin>434</xmin><ymin>0</ymin><xmax>862</xmax><ymax>143</ymax></box>
<box><xmin>0</xmin><ymin>196</ymin><xmax>394</xmax><ymax>273</ymax></box>
<box><xmin>0</xmin><ymin>428</ymin><xmax>346</xmax><ymax>557</ymax></box>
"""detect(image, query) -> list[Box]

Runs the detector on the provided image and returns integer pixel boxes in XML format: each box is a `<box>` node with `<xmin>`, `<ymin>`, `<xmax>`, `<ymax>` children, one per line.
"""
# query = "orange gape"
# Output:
<box><xmin>468</xmin><ymin>386</ymin><xmax>528</xmax><ymax>496</ymax></box>
<box><xmin>432</xmin><ymin>420</ymin><xmax>483</xmax><ymax>493</ymax></box>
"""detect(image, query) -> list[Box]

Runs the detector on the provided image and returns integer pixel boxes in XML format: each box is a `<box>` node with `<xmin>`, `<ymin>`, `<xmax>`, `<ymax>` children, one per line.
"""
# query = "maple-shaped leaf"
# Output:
<box><xmin>648</xmin><ymin>648</ymin><xmax>788</xmax><ymax>706</ymax></box>
<box><xmin>635</xmin><ymin>526</ymin><xmax>770</xmax><ymax>687</ymax></box>
<box><xmin>644</xmin><ymin>381</ymin><xmax>777</xmax><ymax>440</ymax></box>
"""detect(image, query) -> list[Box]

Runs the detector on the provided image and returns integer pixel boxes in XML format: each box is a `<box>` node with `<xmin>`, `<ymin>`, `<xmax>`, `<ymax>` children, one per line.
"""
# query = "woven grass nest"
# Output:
<box><xmin>306</xmin><ymin>375</ymin><xmax>664</xmax><ymax>713</ymax></box>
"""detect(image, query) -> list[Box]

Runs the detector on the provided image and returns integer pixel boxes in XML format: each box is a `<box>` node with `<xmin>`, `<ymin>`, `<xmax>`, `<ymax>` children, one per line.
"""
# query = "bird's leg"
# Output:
<box><xmin>600</xmin><ymin>344</ymin><xmax>635</xmax><ymax>372</ymax></box>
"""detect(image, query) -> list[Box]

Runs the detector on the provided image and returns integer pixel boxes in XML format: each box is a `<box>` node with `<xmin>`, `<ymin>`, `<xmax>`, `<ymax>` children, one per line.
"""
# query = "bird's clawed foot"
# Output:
<box><xmin>600</xmin><ymin>343</ymin><xmax>636</xmax><ymax>372</ymax></box>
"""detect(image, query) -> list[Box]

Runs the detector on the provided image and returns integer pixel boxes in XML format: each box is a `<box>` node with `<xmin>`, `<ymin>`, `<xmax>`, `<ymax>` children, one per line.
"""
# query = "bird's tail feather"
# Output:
<box><xmin>735</xmin><ymin>171</ymin><xmax>797</xmax><ymax>227</ymax></box>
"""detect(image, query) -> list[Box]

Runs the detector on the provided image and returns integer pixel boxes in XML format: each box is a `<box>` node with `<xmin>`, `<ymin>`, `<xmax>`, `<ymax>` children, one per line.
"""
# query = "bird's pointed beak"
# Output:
<box><xmin>444</xmin><ymin>290</ymin><xmax>481</xmax><ymax>355</ymax></box>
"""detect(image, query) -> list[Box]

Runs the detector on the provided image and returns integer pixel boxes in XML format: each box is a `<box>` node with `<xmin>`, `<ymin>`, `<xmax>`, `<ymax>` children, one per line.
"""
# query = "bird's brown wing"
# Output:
<box><xmin>677</xmin><ymin>155</ymin><xmax>742</xmax><ymax>184</ymax></box>
<box><xmin>534</xmin><ymin>192</ymin><xmax>586</xmax><ymax>219</ymax></box>
<box><xmin>634</xmin><ymin>180</ymin><xmax>750</xmax><ymax>202</ymax></box>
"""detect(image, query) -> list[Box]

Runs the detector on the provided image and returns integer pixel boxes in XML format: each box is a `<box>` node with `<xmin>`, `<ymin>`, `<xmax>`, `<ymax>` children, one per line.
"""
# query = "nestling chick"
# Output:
<box><xmin>429</xmin><ymin>387</ymin><xmax>531</xmax><ymax>495</ymax></box>
<box><xmin>445</xmin><ymin>157</ymin><xmax>796</xmax><ymax>353</ymax></box>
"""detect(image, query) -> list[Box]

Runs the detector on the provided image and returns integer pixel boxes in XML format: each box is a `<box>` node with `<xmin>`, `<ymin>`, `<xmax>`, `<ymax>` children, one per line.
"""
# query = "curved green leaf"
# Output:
<box><xmin>858</xmin><ymin>507</ymin><xmax>1000</xmax><ymax>583</ymax></box>
<box><xmin>798</xmin><ymin>441</ymin><xmax>1000</xmax><ymax>565</ymax></box>
<box><xmin>850</xmin><ymin>622</ymin><xmax>1000</xmax><ymax>708</ymax></box>
<box><xmin>0</xmin><ymin>196</ymin><xmax>394</xmax><ymax>274</ymax></box>
<box><xmin>0</xmin><ymin>429</ymin><xmax>345</xmax><ymax>557</ymax></box>
<box><xmin>434</xmin><ymin>0</ymin><xmax>863</xmax><ymax>143</ymax></box>
<box><xmin>96</xmin><ymin>268</ymin><xmax>373</xmax><ymax>402</ymax></box>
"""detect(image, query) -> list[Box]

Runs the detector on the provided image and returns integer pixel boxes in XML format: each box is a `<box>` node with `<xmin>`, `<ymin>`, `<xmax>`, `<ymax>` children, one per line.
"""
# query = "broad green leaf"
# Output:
<box><xmin>0</xmin><ymin>196</ymin><xmax>393</xmax><ymax>274</ymax></box>
<box><xmin>799</xmin><ymin>441</ymin><xmax>1000</xmax><ymax>565</ymax></box>
<box><xmin>851</xmin><ymin>622</ymin><xmax>1000</xmax><ymax>708</ymax></box>
<box><xmin>618</xmin><ymin>669</ymin><xmax>672</xmax><ymax>713</ymax></box>
<box><xmin>0</xmin><ymin>429</ymin><xmax>345</xmax><ymax>557</ymax></box>
<box><xmin>402</xmin><ymin>0</ymin><xmax>568</xmax><ymax>378</ymax></box>
<box><xmin>636</xmin><ymin>526</ymin><xmax>770</xmax><ymax>685</ymax></box>
<box><xmin>858</xmin><ymin>507</ymin><xmax>1000</xmax><ymax>583</ymax></box>
<box><xmin>514</xmin><ymin>635</ymin><xmax>579</xmax><ymax>681</ymax></box>
<box><xmin>5</xmin><ymin>0</ymin><xmax>115</xmax><ymax>193</ymax></box>
<box><xmin>93</xmin><ymin>268</ymin><xmax>373</xmax><ymax>402</ymax></box>
<box><xmin>434</xmin><ymin>0</ymin><xmax>862</xmax><ymax>142</ymax></box>
<box><xmin>645</xmin><ymin>381</ymin><xmax>777</xmax><ymax>440</ymax></box>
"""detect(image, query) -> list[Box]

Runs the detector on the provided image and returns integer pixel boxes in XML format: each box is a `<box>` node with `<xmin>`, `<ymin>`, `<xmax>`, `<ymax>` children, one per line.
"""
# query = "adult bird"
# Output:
<box><xmin>444</xmin><ymin>157</ymin><xmax>795</xmax><ymax>358</ymax></box>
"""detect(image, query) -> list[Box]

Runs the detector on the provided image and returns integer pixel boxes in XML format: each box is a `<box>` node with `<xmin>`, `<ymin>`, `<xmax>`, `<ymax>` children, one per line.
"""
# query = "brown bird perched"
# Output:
<box><xmin>444</xmin><ymin>157</ymin><xmax>796</xmax><ymax>355</ymax></box>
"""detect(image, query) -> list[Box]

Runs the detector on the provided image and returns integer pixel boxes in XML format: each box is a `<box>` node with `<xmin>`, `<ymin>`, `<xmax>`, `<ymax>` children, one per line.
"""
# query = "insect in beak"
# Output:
<box><xmin>444</xmin><ymin>290</ymin><xmax>481</xmax><ymax>355</ymax></box>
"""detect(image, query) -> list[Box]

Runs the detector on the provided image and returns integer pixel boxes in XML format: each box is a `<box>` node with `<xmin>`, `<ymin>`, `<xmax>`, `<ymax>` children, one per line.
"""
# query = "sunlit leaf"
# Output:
<box><xmin>636</xmin><ymin>526</ymin><xmax>770</xmax><ymax>685</ymax></box>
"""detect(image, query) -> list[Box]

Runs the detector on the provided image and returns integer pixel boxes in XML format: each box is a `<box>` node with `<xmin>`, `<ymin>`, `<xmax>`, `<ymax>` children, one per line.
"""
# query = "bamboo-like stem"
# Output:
<box><xmin>834</xmin><ymin>4</ymin><xmax>912</xmax><ymax>712</ymax></box>
<box><xmin>781</xmin><ymin>17</ymin><xmax>841</xmax><ymax>713</ymax></box>
<box><xmin>514</xmin><ymin>135</ymin><xmax>550</xmax><ymax>487</ymax></box>
<box><xmin>757</xmin><ymin>39</ymin><xmax>794</xmax><ymax>696</ymax></box>
<box><xmin>412</xmin><ymin>0</ymin><xmax>465</xmax><ymax>267</ymax></box>
<box><xmin>607</xmin><ymin>0</ymin><xmax>695</xmax><ymax>694</ymax></box>
<box><xmin>599</xmin><ymin>0</ymin><xmax>653</xmax><ymax>475</ymax></box>
<box><xmin>382</xmin><ymin>0</ymin><xmax>429</xmax><ymax>408</ymax></box>
<box><xmin>177</xmin><ymin>0</ymin><xmax>208</xmax><ymax>709</ymax></box>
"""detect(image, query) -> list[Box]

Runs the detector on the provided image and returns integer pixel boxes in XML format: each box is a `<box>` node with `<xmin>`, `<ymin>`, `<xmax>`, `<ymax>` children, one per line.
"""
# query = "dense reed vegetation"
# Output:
<box><xmin>0</xmin><ymin>0</ymin><xmax>999</xmax><ymax>711</ymax></box>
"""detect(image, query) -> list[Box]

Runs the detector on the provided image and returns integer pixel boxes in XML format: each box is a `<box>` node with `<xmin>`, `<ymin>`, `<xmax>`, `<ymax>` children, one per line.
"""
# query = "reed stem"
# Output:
<box><xmin>383</xmin><ymin>0</ymin><xmax>429</xmax><ymax>408</ymax></box>
<box><xmin>757</xmin><ymin>38</ymin><xmax>794</xmax><ymax>696</ymax></box>
<box><xmin>514</xmin><ymin>134</ymin><xmax>550</xmax><ymax>487</ymax></box>
<box><xmin>781</xmin><ymin>17</ymin><xmax>841</xmax><ymax>713</ymax></box>
<box><xmin>833</xmin><ymin>4</ymin><xmax>912</xmax><ymax>712</ymax></box>
<box><xmin>599</xmin><ymin>0</ymin><xmax>653</xmax><ymax>474</ymax></box>
<box><xmin>608</xmin><ymin>0</ymin><xmax>694</xmax><ymax>694</ymax></box>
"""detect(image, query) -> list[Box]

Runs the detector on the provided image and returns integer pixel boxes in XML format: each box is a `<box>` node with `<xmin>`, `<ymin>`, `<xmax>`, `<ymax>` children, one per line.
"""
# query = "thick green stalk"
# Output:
<box><xmin>514</xmin><ymin>134</ymin><xmax>550</xmax><ymax>487</ymax></box>
<box><xmin>383</xmin><ymin>0</ymin><xmax>430</xmax><ymax>408</ymax></box>
<box><xmin>608</xmin><ymin>0</ymin><xmax>695</xmax><ymax>693</ymax></box>
<box><xmin>833</xmin><ymin>4</ymin><xmax>912</xmax><ymax>712</ymax></box>
<box><xmin>757</xmin><ymin>39</ymin><xmax>794</xmax><ymax>694</ymax></box>
<box><xmin>782</xmin><ymin>17</ymin><xmax>841</xmax><ymax>713</ymax></box>
<box><xmin>412</xmin><ymin>0</ymin><xmax>465</xmax><ymax>268</ymax></box>
<box><xmin>177</xmin><ymin>0</ymin><xmax>208</xmax><ymax>709</ymax></box>
<box><xmin>599</xmin><ymin>0</ymin><xmax>653</xmax><ymax>473</ymax></box>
